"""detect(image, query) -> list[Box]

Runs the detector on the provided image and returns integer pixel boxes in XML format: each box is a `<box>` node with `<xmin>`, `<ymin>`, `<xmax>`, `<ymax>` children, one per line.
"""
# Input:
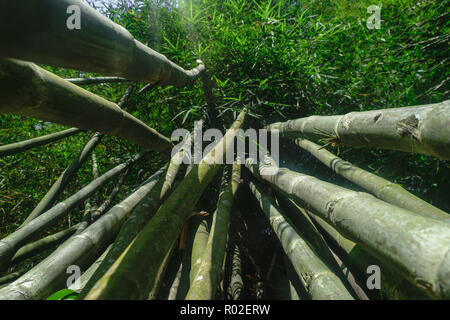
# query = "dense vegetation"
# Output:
<box><xmin>0</xmin><ymin>0</ymin><xmax>448</xmax><ymax>299</ymax></box>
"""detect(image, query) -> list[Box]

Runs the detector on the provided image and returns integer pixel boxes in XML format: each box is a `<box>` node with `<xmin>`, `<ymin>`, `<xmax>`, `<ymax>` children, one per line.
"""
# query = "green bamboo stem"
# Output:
<box><xmin>10</xmin><ymin>224</ymin><xmax>80</xmax><ymax>266</ymax></box>
<box><xmin>0</xmin><ymin>59</ymin><xmax>173</xmax><ymax>154</ymax></box>
<box><xmin>21</xmin><ymin>133</ymin><xmax>103</xmax><ymax>226</ymax></box>
<box><xmin>186</xmin><ymin>162</ymin><xmax>241</xmax><ymax>299</ymax></box>
<box><xmin>84</xmin><ymin>110</ymin><xmax>247</xmax><ymax>300</ymax></box>
<box><xmin>69</xmin><ymin>245</ymin><xmax>113</xmax><ymax>293</ymax></box>
<box><xmin>77</xmin><ymin>163</ymin><xmax>171</xmax><ymax>299</ymax></box>
<box><xmin>0</xmin><ymin>0</ymin><xmax>204</xmax><ymax>86</ymax></box>
<box><xmin>0</xmin><ymin>152</ymin><xmax>146</xmax><ymax>272</ymax></box>
<box><xmin>75</xmin><ymin>167</ymin><xmax>129</xmax><ymax>235</ymax></box>
<box><xmin>0</xmin><ymin>156</ymin><xmax>170</xmax><ymax>300</ymax></box>
<box><xmin>267</xmin><ymin>100</ymin><xmax>450</xmax><ymax>159</ymax></box>
<box><xmin>295</xmin><ymin>138</ymin><xmax>449</xmax><ymax>221</ymax></box>
<box><xmin>275</xmin><ymin>195</ymin><xmax>372</xmax><ymax>300</ymax></box>
<box><xmin>168</xmin><ymin>263</ymin><xmax>183</xmax><ymax>300</ymax></box>
<box><xmin>227</xmin><ymin>244</ymin><xmax>243</xmax><ymax>300</ymax></box>
<box><xmin>0</xmin><ymin>128</ymin><xmax>82</xmax><ymax>157</ymax></box>
<box><xmin>78</xmin><ymin>133</ymin><xmax>191</xmax><ymax>299</ymax></box>
<box><xmin>248</xmin><ymin>181</ymin><xmax>355</xmax><ymax>300</ymax></box>
<box><xmin>246</xmin><ymin>156</ymin><xmax>450</xmax><ymax>299</ymax></box>
<box><xmin>66</xmin><ymin>77</ymin><xmax>132</xmax><ymax>85</ymax></box>
<box><xmin>309</xmin><ymin>213</ymin><xmax>429</xmax><ymax>299</ymax></box>
<box><xmin>0</xmin><ymin>268</ymin><xmax>29</xmax><ymax>286</ymax></box>
<box><xmin>189</xmin><ymin>218</ymin><xmax>211</xmax><ymax>288</ymax></box>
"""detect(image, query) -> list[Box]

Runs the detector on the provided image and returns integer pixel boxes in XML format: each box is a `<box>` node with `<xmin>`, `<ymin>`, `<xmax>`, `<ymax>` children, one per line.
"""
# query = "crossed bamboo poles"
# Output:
<box><xmin>0</xmin><ymin>0</ymin><xmax>449</xmax><ymax>300</ymax></box>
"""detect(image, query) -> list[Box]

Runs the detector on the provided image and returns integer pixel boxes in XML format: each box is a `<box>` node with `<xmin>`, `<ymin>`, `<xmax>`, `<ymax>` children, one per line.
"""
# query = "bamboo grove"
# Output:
<box><xmin>0</xmin><ymin>0</ymin><xmax>449</xmax><ymax>300</ymax></box>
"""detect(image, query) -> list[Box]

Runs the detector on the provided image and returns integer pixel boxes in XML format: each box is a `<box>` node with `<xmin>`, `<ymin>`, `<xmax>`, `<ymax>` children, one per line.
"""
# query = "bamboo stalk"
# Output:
<box><xmin>0</xmin><ymin>59</ymin><xmax>173</xmax><ymax>154</ymax></box>
<box><xmin>0</xmin><ymin>156</ymin><xmax>170</xmax><ymax>300</ymax></box>
<box><xmin>267</xmin><ymin>100</ymin><xmax>450</xmax><ymax>159</ymax></box>
<box><xmin>227</xmin><ymin>244</ymin><xmax>243</xmax><ymax>300</ymax></box>
<box><xmin>246</xmin><ymin>156</ymin><xmax>450</xmax><ymax>299</ymax></box>
<box><xmin>66</xmin><ymin>77</ymin><xmax>132</xmax><ymax>85</ymax></box>
<box><xmin>0</xmin><ymin>128</ymin><xmax>82</xmax><ymax>157</ymax></box>
<box><xmin>0</xmin><ymin>0</ymin><xmax>204</xmax><ymax>86</ymax></box>
<box><xmin>295</xmin><ymin>138</ymin><xmax>449</xmax><ymax>221</ymax></box>
<box><xmin>69</xmin><ymin>245</ymin><xmax>113</xmax><ymax>293</ymax></box>
<box><xmin>78</xmin><ymin>133</ymin><xmax>191</xmax><ymax>299</ymax></box>
<box><xmin>77</xmin><ymin>163</ymin><xmax>171</xmax><ymax>298</ymax></box>
<box><xmin>21</xmin><ymin>133</ymin><xmax>103</xmax><ymax>226</ymax></box>
<box><xmin>84</xmin><ymin>110</ymin><xmax>247</xmax><ymax>300</ymax></box>
<box><xmin>309</xmin><ymin>213</ymin><xmax>429</xmax><ymax>299</ymax></box>
<box><xmin>0</xmin><ymin>152</ymin><xmax>146</xmax><ymax>272</ymax></box>
<box><xmin>248</xmin><ymin>180</ymin><xmax>355</xmax><ymax>300</ymax></box>
<box><xmin>10</xmin><ymin>224</ymin><xmax>80</xmax><ymax>266</ymax></box>
<box><xmin>189</xmin><ymin>217</ymin><xmax>211</xmax><ymax>287</ymax></box>
<box><xmin>75</xmin><ymin>172</ymin><xmax>127</xmax><ymax>235</ymax></box>
<box><xmin>186</xmin><ymin>162</ymin><xmax>241</xmax><ymax>299</ymax></box>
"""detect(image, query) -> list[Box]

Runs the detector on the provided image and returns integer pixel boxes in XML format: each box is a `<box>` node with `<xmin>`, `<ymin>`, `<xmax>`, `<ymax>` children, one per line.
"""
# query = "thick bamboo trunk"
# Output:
<box><xmin>21</xmin><ymin>133</ymin><xmax>103</xmax><ymax>226</ymax></box>
<box><xmin>0</xmin><ymin>152</ymin><xmax>146</xmax><ymax>272</ymax></box>
<box><xmin>84</xmin><ymin>110</ymin><xmax>247</xmax><ymax>300</ymax></box>
<box><xmin>186</xmin><ymin>162</ymin><xmax>241</xmax><ymax>299</ymax></box>
<box><xmin>309</xmin><ymin>213</ymin><xmax>429</xmax><ymax>299</ymax></box>
<box><xmin>0</xmin><ymin>157</ymin><xmax>171</xmax><ymax>300</ymax></box>
<box><xmin>69</xmin><ymin>245</ymin><xmax>112</xmax><ymax>292</ymax></box>
<box><xmin>0</xmin><ymin>59</ymin><xmax>173</xmax><ymax>154</ymax></box>
<box><xmin>246</xmin><ymin>157</ymin><xmax>450</xmax><ymax>299</ymax></box>
<box><xmin>295</xmin><ymin>138</ymin><xmax>449</xmax><ymax>221</ymax></box>
<box><xmin>267</xmin><ymin>100</ymin><xmax>450</xmax><ymax>159</ymax></box>
<box><xmin>0</xmin><ymin>128</ymin><xmax>82</xmax><ymax>157</ymax></box>
<box><xmin>274</xmin><ymin>194</ymin><xmax>369</xmax><ymax>300</ymax></box>
<box><xmin>0</xmin><ymin>0</ymin><xmax>204</xmax><ymax>86</ymax></box>
<box><xmin>189</xmin><ymin>218</ymin><xmax>211</xmax><ymax>288</ymax></box>
<box><xmin>248</xmin><ymin>181</ymin><xmax>355</xmax><ymax>300</ymax></box>
<box><xmin>66</xmin><ymin>77</ymin><xmax>131</xmax><ymax>85</ymax></box>
<box><xmin>10</xmin><ymin>224</ymin><xmax>80</xmax><ymax>266</ymax></box>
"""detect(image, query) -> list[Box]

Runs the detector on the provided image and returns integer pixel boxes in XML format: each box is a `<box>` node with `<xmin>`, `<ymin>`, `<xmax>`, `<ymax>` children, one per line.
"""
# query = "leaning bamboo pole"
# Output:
<box><xmin>248</xmin><ymin>181</ymin><xmax>355</xmax><ymax>300</ymax></box>
<box><xmin>69</xmin><ymin>245</ymin><xmax>113</xmax><ymax>293</ymax></box>
<box><xmin>0</xmin><ymin>157</ymin><xmax>171</xmax><ymax>300</ymax></box>
<box><xmin>21</xmin><ymin>133</ymin><xmax>103</xmax><ymax>226</ymax></box>
<box><xmin>10</xmin><ymin>224</ymin><xmax>80</xmax><ymax>266</ymax></box>
<box><xmin>66</xmin><ymin>77</ymin><xmax>131</xmax><ymax>85</ymax></box>
<box><xmin>309</xmin><ymin>213</ymin><xmax>429</xmax><ymax>299</ymax></box>
<box><xmin>294</xmin><ymin>138</ymin><xmax>449</xmax><ymax>221</ymax></box>
<box><xmin>227</xmin><ymin>244</ymin><xmax>244</xmax><ymax>300</ymax></box>
<box><xmin>0</xmin><ymin>152</ymin><xmax>146</xmax><ymax>272</ymax></box>
<box><xmin>84</xmin><ymin>110</ymin><xmax>247</xmax><ymax>300</ymax></box>
<box><xmin>0</xmin><ymin>59</ymin><xmax>173</xmax><ymax>154</ymax></box>
<box><xmin>186</xmin><ymin>162</ymin><xmax>241</xmax><ymax>299</ymax></box>
<box><xmin>245</xmin><ymin>156</ymin><xmax>450</xmax><ymax>299</ymax></box>
<box><xmin>266</xmin><ymin>100</ymin><xmax>450</xmax><ymax>159</ymax></box>
<box><xmin>0</xmin><ymin>0</ymin><xmax>204</xmax><ymax>86</ymax></box>
<box><xmin>0</xmin><ymin>128</ymin><xmax>82</xmax><ymax>158</ymax></box>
